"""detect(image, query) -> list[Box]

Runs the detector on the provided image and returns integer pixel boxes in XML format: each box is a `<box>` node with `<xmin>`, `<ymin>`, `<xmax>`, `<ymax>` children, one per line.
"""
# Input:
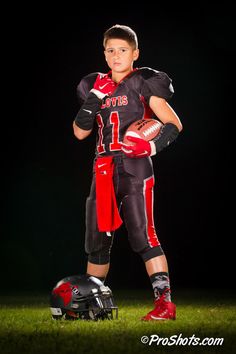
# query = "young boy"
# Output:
<box><xmin>73</xmin><ymin>24</ymin><xmax>183</xmax><ymax>320</ymax></box>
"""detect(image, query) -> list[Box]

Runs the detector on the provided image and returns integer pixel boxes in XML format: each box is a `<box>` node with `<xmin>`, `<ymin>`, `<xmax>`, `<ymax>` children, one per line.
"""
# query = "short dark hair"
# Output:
<box><xmin>103</xmin><ymin>24</ymin><xmax>138</xmax><ymax>49</ymax></box>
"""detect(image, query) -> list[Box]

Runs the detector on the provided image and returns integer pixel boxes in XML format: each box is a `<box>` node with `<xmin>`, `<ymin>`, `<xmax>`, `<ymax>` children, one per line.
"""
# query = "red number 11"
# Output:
<box><xmin>96</xmin><ymin>111</ymin><xmax>121</xmax><ymax>153</ymax></box>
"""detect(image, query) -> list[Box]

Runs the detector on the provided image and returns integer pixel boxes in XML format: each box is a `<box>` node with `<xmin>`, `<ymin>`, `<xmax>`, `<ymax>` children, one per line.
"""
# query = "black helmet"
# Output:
<box><xmin>50</xmin><ymin>274</ymin><xmax>118</xmax><ymax>320</ymax></box>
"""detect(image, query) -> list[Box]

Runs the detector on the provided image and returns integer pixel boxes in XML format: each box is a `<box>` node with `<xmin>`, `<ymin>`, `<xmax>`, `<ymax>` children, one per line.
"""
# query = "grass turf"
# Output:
<box><xmin>0</xmin><ymin>289</ymin><xmax>235</xmax><ymax>354</ymax></box>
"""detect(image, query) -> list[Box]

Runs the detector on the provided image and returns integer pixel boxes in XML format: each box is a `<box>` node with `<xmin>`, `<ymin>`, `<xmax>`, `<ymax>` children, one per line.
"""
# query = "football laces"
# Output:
<box><xmin>143</xmin><ymin>123</ymin><xmax>161</xmax><ymax>138</ymax></box>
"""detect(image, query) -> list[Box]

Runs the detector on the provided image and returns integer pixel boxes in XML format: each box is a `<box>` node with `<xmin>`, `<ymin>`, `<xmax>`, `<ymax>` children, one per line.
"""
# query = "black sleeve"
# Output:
<box><xmin>140</xmin><ymin>67</ymin><xmax>174</xmax><ymax>102</ymax></box>
<box><xmin>152</xmin><ymin>123</ymin><xmax>179</xmax><ymax>152</ymax></box>
<box><xmin>74</xmin><ymin>92</ymin><xmax>102</xmax><ymax>130</ymax></box>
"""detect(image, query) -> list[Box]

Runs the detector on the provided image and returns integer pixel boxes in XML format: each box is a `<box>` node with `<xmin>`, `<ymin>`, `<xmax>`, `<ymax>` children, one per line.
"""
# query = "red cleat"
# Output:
<box><xmin>141</xmin><ymin>295</ymin><xmax>176</xmax><ymax>321</ymax></box>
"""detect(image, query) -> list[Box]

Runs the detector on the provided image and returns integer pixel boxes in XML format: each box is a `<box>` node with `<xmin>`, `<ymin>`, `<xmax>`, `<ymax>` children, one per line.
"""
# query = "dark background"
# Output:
<box><xmin>1</xmin><ymin>6</ymin><xmax>234</xmax><ymax>294</ymax></box>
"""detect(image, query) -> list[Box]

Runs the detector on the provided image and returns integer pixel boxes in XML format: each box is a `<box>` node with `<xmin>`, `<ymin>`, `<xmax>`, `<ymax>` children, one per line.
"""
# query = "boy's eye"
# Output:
<box><xmin>106</xmin><ymin>48</ymin><xmax>129</xmax><ymax>55</ymax></box>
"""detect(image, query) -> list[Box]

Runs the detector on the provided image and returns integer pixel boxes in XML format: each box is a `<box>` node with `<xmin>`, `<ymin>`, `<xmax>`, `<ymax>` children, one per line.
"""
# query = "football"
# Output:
<box><xmin>123</xmin><ymin>119</ymin><xmax>163</xmax><ymax>145</ymax></box>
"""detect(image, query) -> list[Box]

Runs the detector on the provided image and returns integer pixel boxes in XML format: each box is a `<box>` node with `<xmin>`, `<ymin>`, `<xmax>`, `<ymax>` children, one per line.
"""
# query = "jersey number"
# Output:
<box><xmin>96</xmin><ymin>112</ymin><xmax>121</xmax><ymax>153</ymax></box>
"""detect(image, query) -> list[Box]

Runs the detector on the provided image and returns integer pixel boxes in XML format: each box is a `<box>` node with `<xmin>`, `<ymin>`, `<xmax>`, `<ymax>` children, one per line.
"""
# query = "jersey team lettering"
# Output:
<box><xmin>101</xmin><ymin>95</ymin><xmax>128</xmax><ymax>109</ymax></box>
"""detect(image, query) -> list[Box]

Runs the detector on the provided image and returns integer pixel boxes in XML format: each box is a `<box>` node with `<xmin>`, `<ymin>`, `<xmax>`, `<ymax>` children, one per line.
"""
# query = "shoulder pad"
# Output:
<box><xmin>137</xmin><ymin>67</ymin><xmax>174</xmax><ymax>101</ymax></box>
<box><xmin>137</xmin><ymin>67</ymin><xmax>161</xmax><ymax>79</ymax></box>
<box><xmin>76</xmin><ymin>72</ymin><xmax>103</xmax><ymax>104</ymax></box>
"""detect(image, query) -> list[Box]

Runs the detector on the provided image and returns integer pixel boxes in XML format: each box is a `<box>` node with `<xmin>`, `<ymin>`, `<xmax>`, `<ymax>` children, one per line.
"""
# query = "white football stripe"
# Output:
<box><xmin>125</xmin><ymin>131</ymin><xmax>140</xmax><ymax>138</ymax></box>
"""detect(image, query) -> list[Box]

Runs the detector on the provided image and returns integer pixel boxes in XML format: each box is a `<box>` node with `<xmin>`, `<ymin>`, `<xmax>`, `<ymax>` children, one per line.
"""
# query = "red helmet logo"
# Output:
<box><xmin>53</xmin><ymin>282</ymin><xmax>73</xmax><ymax>306</ymax></box>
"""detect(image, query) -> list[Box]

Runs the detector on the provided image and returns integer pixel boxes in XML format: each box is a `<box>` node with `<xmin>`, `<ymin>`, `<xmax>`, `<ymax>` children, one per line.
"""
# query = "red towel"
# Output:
<box><xmin>95</xmin><ymin>156</ymin><xmax>123</xmax><ymax>232</ymax></box>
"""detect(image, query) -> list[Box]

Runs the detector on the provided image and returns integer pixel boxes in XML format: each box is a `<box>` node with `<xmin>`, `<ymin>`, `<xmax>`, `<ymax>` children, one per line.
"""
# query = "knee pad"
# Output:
<box><xmin>85</xmin><ymin>197</ymin><xmax>113</xmax><ymax>264</ymax></box>
<box><xmin>122</xmin><ymin>193</ymin><xmax>161</xmax><ymax>254</ymax></box>
<box><xmin>139</xmin><ymin>245</ymin><xmax>164</xmax><ymax>262</ymax></box>
<box><xmin>88</xmin><ymin>252</ymin><xmax>111</xmax><ymax>265</ymax></box>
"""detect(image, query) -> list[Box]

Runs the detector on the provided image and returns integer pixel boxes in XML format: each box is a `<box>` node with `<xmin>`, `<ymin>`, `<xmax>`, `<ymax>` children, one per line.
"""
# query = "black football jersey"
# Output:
<box><xmin>76</xmin><ymin>67</ymin><xmax>174</xmax><ymax>156</ymax></box>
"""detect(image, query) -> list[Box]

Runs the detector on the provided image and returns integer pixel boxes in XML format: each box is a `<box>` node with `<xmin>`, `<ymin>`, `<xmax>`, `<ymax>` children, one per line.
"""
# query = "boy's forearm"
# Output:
<box><xmin>73</xmin><ymin>121</ymin><xmax>92</xmax><ymax>140</ymax></box>
<box><xmin>74</xmin><ymin>92</ymin><xmax>101</xmax><ymax>131</ymax></box>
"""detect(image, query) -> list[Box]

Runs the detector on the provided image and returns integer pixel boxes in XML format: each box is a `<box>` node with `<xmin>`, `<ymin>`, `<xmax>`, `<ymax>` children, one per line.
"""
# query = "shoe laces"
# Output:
<box><xmin>154</xmin><ymin>288</ymin><xmax>171</xmax><ymax>306</ymax></box>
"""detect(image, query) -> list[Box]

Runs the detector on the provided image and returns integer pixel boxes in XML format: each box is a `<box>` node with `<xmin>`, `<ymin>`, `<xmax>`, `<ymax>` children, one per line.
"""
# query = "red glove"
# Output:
<box><xmin>121</xmin><ymin>136</ymin><xmax>152</xmax><ymax>158</ymax></box>
<box><xmin>90</xmin><ymin>74</ymin><xmax>116</xmax><ymax>99</ymax></box>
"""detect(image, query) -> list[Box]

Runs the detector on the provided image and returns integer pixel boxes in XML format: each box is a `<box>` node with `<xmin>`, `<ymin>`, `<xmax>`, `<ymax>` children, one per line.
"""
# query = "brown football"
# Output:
<box><xmin>123</xmin><ymin>119</ymin><xmax>163</xmax><ymax>145</ymax></box>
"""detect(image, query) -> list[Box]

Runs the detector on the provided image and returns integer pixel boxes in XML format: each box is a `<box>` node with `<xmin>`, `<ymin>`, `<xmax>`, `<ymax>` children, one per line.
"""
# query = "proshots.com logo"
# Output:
<box><xmin>140</xmin><ymin>333</ymin><xmax>224</xmax><ymax>347</ymax></box>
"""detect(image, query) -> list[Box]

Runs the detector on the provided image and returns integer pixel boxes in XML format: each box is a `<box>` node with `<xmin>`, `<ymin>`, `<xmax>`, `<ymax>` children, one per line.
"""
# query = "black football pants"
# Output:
<box><xmin>85</xmin><ymin>155</ymin><xmax>164</xmax><ymax>264</ymax></box>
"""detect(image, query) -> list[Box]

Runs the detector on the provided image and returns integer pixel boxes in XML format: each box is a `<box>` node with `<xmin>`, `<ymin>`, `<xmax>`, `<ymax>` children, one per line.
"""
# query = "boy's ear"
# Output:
<box><xmin>133</xmin><ymin>49</ymin><xmax>139</xmax><ymax>61</ymax></box>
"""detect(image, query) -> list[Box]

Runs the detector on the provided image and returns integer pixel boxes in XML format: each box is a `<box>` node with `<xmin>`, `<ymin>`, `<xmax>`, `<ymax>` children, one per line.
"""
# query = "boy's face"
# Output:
<box><xmin>104</xmin><ymin>39</ymin><xmax>139</xmax><ymax>75</ymax></box>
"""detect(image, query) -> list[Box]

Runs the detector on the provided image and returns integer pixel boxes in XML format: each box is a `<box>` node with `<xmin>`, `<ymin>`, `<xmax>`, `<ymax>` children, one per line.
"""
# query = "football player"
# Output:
<box><xmin>73</xmin><ymin>24</ymin><xmax>183</xmax><ymax>320</ymax></box>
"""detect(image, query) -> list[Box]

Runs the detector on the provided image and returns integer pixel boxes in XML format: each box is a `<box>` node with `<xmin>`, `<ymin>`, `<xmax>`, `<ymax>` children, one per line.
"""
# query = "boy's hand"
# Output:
<box><xmin>90</xmin><ymin>74</ymin><xmax>116</xmax><ymax>99</ymax></box>
<box><xmin>121</xmin><ymin>136</ymin><xmax>152</xmax><ymax>158</ymax></box>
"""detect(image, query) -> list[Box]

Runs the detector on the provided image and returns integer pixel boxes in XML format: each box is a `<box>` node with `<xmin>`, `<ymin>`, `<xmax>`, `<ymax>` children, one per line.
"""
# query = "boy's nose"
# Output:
<box><xmin>114</xmin><ymin>50</ymin><xmax>120</xmax><ymax>58</ymax></box>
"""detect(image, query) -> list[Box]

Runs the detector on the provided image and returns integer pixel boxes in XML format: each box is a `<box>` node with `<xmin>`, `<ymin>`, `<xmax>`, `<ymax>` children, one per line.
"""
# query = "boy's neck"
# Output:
<box><xmin>111</xmin><ymin>68</ymin><xmax>134</xmax><ymax>83</ymax></box>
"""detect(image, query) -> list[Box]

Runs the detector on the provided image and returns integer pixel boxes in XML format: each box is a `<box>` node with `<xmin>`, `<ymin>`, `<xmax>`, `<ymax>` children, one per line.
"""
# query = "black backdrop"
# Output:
<box><xmin>1</xmin><ymin>6</ymin><xmax>234</xmax><ymax>293</ymax></box>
